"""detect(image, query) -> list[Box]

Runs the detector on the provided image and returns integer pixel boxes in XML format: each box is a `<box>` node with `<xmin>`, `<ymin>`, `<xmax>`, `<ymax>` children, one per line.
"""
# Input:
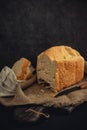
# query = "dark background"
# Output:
<box><xmin>0</xmin><ymin>0</ymin><xmax>87</xmax><ymax>130</ymax></box>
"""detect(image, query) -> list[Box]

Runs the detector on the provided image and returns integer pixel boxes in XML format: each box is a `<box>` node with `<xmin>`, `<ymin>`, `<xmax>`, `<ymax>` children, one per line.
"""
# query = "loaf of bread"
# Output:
<box><xmin>12</xmin><ymin>58</ymin><xmax>33</xmax><ymax>80</ymax></box>
<box><xmin>37</xmin><ymin>46</ymin><xmax>85</xmax><ymax>92</ymax></box>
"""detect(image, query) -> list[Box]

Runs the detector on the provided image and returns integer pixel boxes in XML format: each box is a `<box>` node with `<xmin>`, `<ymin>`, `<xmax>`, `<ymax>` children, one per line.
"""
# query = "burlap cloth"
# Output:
<box><xmin>0</xmin><ymin>74</ymin><xmax>87</xmax><ymax>109</ymax></box>
<box><xmin>0</xmin><ymin>62</ymin><xmax>87</xmax><ymax>123</ymax></box>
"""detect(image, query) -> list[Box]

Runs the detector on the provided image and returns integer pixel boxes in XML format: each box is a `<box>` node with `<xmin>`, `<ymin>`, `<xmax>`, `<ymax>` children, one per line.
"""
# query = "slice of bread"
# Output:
<box><xmin>12</xmin><ymin>58</ymin><xmax>32</xmax><ymax>80</ymax></box>
<box><xmin>37</xmin><ymin>46</ymin><xmax>85</xmax><ymax>92</ymax></box>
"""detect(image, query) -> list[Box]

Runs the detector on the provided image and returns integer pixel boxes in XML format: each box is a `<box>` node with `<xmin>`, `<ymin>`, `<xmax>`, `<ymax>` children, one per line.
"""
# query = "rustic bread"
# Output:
<box><xmin>12</xmin><ymin>58</ymin><xmax>32</xmax><ymax>80</ymax></box>
<box><xmin>37</xmin><ymin>46</ymin><xmax>85</xmax><ymax>92</ymax></box>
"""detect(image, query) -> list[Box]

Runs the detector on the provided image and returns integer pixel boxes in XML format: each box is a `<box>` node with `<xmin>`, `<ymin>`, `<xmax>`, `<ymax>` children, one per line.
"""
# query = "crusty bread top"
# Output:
<box><xmin>12</xmin><ymin>58</ymin><xmax>31</xmax><ymax>80</ymax></box>
<box><xmin>40</xmin><ymin>46</ymin><xmax>82</xmax><ymax>61</ymax></box>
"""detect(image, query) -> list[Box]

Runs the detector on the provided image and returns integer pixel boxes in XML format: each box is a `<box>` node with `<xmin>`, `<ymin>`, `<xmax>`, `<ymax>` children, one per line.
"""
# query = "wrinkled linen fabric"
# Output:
<box><xmin>0</xmin><ymin>66</ymin><xmax>18</xmax><ymax>97</ymax></box>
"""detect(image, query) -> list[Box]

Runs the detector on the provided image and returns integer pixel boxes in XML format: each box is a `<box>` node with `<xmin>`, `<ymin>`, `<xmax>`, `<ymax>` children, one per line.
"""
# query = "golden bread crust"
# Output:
<box><xmin>37</xmin><ymin>46</ymin><xmax>85</xmax><ymax>92</ymax></box>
